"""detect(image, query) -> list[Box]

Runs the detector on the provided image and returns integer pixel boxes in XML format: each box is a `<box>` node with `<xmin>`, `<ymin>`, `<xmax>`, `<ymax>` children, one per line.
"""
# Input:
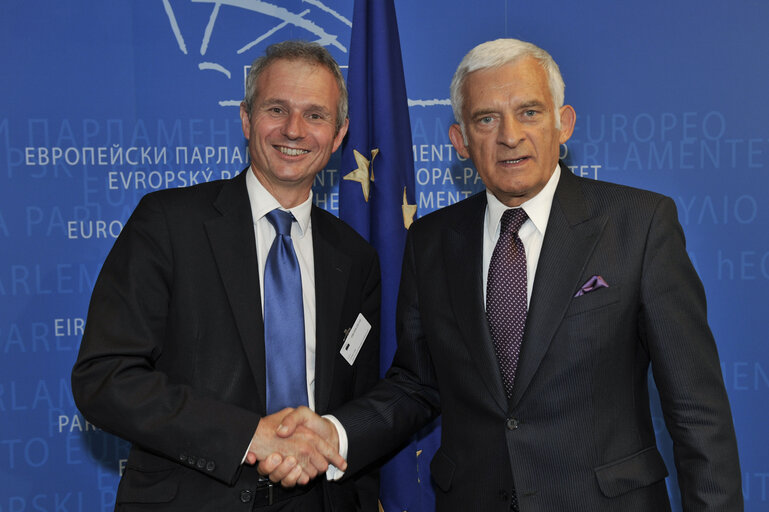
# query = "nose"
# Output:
<box><xmin>282</xmin><ymin>111</ymin><xmax>306</xmax><ymax>139</ymax></box>
<box><xmin>498</xmin><ymin>116</ymin><xmax>524</xmax><ymax>147</ymax></box>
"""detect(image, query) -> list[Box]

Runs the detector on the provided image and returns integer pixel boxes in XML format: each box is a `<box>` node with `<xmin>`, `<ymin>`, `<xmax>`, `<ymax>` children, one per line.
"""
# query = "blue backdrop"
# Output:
<box><xmin>1</xmin><ymin>1</ymin><xmax>767</xmax><ymax>510</ymax></box>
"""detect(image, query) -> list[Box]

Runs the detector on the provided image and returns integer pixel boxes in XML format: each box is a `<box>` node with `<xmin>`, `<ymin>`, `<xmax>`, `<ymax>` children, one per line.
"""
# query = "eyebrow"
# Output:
<box><xmin>305</xmin><ymin>104</ymin><xmax>333</xmax><ymax>116</ymax></box>
<box><xmin>517</xmin><ymin>100</ymin><xmax>548</xmax><ymax>110</ymax></box>
<box><xmin>260</xmin><ymin>98</ymin><xmax>287</xmax><ymax>108</ymax></box>
<box><xmin>470</xmin><ymin>99</ymin><xmax>549</xmax><ymax>119</ymax></box>
<box><xmin>470</xmin><ymin>108</ymin><xmax>498</xmax><ymax>119</ymax></box>
<box><xmin>261</xmin><ymin>98</ymin><xmax>332</xmax><ymax>116</ymax></box>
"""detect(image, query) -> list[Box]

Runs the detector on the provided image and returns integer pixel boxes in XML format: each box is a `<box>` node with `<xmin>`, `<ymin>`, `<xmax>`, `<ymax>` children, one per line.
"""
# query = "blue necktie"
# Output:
<box><xmin>263</xmin><ymin>209</ymin><xmax>308</xmax><ymax>414</ymax></box>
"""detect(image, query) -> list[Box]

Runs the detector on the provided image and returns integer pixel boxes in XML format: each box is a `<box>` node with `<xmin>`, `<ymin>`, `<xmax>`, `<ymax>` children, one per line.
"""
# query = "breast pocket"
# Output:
<box><xmin>564</xmin><ymin>285</ymin><xmax>621</xmax><ymax>318</ymax></box>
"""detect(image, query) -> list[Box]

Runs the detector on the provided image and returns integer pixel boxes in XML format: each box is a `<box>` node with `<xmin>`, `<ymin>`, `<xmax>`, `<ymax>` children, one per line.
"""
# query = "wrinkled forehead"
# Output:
<box><xmin>462</xmin><ymin>58</ymin><xmax>553</xmax><ymax>109</ymax></box>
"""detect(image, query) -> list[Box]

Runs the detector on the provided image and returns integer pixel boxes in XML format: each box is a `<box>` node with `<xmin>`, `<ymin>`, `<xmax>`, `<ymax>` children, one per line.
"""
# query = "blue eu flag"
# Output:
<box><xmin>339</xmin><ymin>1</ymin><xmax>439</xmax><ymax>511</ymax></box>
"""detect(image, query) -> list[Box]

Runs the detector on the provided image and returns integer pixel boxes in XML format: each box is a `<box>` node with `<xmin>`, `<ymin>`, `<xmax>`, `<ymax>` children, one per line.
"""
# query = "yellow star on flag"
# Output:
<box><xmin>402</xmin><ymin>186</ymin><xmax>416</xmax><ymax>229</ymax></box>
<box><xmin>343</xmin><ymin>148</ymin><xmax>378</xmax><ymax>202</ymax></box>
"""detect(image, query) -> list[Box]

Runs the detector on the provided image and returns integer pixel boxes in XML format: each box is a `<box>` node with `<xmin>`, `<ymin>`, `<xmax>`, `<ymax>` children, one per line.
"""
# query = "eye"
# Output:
<box><xmin>305</xmin><ymin>110</ymin><xmax>331</xmax><ymax>123</ymax></box>
<box><xmin>479</xmin><ymin>116</ymin><xmax>494</xmax><ymax>124</ymax></box>
<box><xmin>524</xmin><ymin>110</ymin><xmax>537</xmax><ymax>117</ymax></box>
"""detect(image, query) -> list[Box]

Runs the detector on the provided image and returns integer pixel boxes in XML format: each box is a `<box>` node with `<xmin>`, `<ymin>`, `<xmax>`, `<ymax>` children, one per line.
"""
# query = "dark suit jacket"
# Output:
<box><xmin>72</xmin><ymin>169</ymin><xmax>381</xmax><ymax>511</ymax></box>
<box><xmin>334</xmin><ymin>164</ymin><xmax>742</xmax><ymax>511</ymax></box>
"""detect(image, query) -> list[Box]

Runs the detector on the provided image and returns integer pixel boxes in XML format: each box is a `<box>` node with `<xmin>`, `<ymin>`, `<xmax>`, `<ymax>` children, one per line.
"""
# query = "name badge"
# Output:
<box><xmin>340</xmin><ymin>313</ymin><xmax>371</xmax><ymax>365</ymax></box>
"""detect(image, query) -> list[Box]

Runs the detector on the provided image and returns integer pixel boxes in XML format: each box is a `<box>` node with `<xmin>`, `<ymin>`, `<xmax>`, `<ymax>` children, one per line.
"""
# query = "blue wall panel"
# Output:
<box><xmin>1</xmin><ymin>1</ymin><xmax>766</xmax><ymax>509</ymax></box>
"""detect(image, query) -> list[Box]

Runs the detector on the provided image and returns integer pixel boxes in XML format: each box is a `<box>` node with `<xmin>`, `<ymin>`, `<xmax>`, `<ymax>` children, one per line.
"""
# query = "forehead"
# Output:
<box><xmin>462</xmin><ymin>57</ymin><xmax>552</xmax><ymax>112</ymax></box>
<box><xmin>255</xmin><ymin>58</ymin><xmax>339</xmax><ymax>106</ymax></box>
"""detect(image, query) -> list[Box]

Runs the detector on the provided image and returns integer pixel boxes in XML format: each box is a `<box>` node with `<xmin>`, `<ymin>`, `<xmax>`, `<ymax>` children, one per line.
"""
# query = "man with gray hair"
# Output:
<box><xmin>272</xmin><ymin>38</ymin><xmax>742</xmax><ymax>511</ymax></box>
<box><xmin>72</xmin><ymin>40</ymin><xmax>381</xmax><ymax>511</ymax></box>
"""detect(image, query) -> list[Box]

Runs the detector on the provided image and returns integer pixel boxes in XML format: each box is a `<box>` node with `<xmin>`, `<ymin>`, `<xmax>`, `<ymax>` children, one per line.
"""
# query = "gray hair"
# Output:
<box><xmin>242</xmin><ymin>40</ymin><xmax>348</xmax><ymax>134</ymax></box>
<box><xmin>449</xmin><ymin>38</ymin><xmax>565</xmax><ymax>137</ymax></box>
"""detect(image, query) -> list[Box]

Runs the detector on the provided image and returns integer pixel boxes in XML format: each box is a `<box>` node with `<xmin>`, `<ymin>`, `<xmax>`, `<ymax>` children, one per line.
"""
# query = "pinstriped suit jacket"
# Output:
<box><xmin>334</xmin><ymin>163</ymin><xmax>742</xmax><ymax>512</ymax></box>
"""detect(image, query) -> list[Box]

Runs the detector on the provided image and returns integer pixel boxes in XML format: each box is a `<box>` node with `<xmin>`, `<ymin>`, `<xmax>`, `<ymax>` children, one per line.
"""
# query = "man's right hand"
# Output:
<box><xmin>245</xmin><ymin>408</ymin><xmax>345</xmax><ymax>487</ymax></box>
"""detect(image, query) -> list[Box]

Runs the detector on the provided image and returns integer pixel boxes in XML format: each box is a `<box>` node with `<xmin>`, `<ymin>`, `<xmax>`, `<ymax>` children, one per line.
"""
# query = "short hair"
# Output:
<box><xmin>449</xmin><ymin>38</ymin><xmax>566</xmax><ymax>137</ymax></box>
<box><xmin>242</xmin><ymin>40</ymin><xmax>348</xmax><ymax>134</ymax></box>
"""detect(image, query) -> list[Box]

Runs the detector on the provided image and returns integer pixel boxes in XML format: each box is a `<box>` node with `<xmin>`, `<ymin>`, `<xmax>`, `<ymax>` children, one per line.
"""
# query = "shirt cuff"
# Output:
<box><xmin>242</xmin><ymin>439</ymin><xmax>253</xmax><ymax>465</ymax></box>
<box><xmin>323</xmin><ymin>414</ymin><xmax>348</xmax><ymax>481</ymax></box>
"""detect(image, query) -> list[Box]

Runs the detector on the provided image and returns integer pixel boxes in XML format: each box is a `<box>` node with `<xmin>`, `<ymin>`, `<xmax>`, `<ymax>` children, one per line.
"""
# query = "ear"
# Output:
<box><xmin>558</xmin><ymin>105</ymin><xmax>576</xmax><ymax>144</ymax></box>
<box><xmin>331</xmin><ymin>117</ymin><xmax>349</xmax><ymax>153</ymax></box>
<box><xmin>448</xmin><ymin>123</ymin><xmax>470</xmax><ymax>159</ymax></box>
<box><xmin>239</xmin><ymin>102</ymin><xmax>251</xmax><ymax>139</ymax></box>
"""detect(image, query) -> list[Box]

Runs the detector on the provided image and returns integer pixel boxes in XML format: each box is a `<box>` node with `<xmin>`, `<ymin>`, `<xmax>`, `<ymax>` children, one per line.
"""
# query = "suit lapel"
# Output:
<box><xmin>443</xmin><ymin>193</ymin><xmax>509</xmax><ymax>413</ymax></box>
<box><xmin>311</xmin><ymin>208</ymin><xmax>350</xmax><ymax>413</ymax></box>
<box><xmin>510</xmin><ymin>166</ymin><xmax>607</xmax><ymax>407</ymax></box>
<box><xmin>205</xmin><ymin>170</ymin><xmax>267</xmax><ymax>413</ymax></box>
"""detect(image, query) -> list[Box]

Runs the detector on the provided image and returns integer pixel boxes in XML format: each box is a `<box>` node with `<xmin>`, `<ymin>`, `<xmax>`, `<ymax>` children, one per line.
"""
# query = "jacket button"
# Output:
<box><xmin>178</xmin><ymin>454</ymin><xmax>187</xmax><ymax>462</ymax></box>
<box><xmin>187</xmin><ymin>455</ymin><xmax>197</xmax><ymax>465</ymax></box>
<box><xmin>506</xmin><ymin>418</ymin><xmax>519</xmax><ymax>430</ymax></box>
<box><xmin>197</xmin><ymin>458</ymin><xmax>206</xmax><ymax>469</ymax></box>
<box><xmin>206</xmin><ymin>460</ymin><xmax>216</xmax><ymax>471</ymax></box>
<box><xmin>240</xmin><ymin>490</ymin><xmax>252</xmax><ymax>503</ymax></box>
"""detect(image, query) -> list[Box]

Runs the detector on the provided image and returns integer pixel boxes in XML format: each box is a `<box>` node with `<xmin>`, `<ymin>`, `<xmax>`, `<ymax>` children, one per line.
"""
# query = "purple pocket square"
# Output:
<box><xmin>574</xmin><ymin>275</ymin><xmax>609</xmax><ymax>297</ymax></box>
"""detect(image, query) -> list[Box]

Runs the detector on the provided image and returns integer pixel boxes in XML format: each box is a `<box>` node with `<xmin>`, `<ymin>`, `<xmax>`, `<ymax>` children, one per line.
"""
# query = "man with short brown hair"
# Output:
<box><xmin>73</xmin><ymin>40</ymin><xmax>381</xmax><ymax>511</ymax></box>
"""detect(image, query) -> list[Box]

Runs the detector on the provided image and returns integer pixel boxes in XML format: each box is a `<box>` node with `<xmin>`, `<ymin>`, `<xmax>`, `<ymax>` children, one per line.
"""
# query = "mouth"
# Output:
<box><xmin>500</xmin><ymin>156</ymin><xmax>529</xmax><ymax>165</ymax></box>
<box><xmin>276</xmin><ymin>146</ymin><xmax>310</xmax><ymax>157</ymax></box>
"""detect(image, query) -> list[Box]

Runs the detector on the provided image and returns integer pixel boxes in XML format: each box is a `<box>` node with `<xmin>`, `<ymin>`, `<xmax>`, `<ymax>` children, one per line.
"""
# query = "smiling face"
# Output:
<box><xmin>449</xmin><ymin>56</ymin><xmax>575</xmax><ymax>207</ymax></box>
<box><xmin>240</xmin><ymin>58</ymin><xmax>349</xmax><ymax>207</ymax></box>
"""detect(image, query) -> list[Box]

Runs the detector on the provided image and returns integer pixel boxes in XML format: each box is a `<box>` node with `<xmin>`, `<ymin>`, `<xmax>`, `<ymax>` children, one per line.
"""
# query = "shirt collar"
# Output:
<box><xmin>245</xmin><ymin>169</ymin><xmax>313</xmax><ymax>237</ymax></box>
<box><xmin>486</xmin><ymin>163</ymin><xmax>561</xmax><ymax>239</ymax></box>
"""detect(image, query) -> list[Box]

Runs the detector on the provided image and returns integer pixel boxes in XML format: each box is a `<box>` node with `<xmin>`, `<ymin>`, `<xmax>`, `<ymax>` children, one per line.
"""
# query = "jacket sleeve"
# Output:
<box><xmin>71</xmin><ymin>193</ymin><xmax>260</xmax><ymax>485</ymax></box>
<box><xmin>334</xmin><ymin>227</ymin><xmax>441</xmax><ymax>475</ymax></box>
<box><xmin>640</xmin><ymin>196</ymin><xmax>743</xmax><ymax>511</ymax></box>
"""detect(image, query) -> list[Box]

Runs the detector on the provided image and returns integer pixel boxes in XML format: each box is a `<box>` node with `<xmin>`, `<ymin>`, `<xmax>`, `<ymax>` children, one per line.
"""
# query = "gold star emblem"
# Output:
<box><xmin>343</xmin><ymin>148</ymin><xmax>378</xmax><ymax>202</ymax></box>
<box><xmin>402</xmin><ymin>186</ymin><xmax>416</xmax><ymax>229</ymax></box>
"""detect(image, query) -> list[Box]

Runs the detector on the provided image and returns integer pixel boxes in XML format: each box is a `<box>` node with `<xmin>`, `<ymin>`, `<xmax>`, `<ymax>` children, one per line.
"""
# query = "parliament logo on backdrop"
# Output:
<box><xmin>160</xmin><ymin>0</ymin><xmax>354</xmax><ymax>108</ymax></box>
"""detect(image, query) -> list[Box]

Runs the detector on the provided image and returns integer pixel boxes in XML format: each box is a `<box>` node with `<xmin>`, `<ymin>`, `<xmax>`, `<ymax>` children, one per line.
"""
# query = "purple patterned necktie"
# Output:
<box><xmin>486</xmin><ymin>208</ymin><xmax>529</xmax><ymax>398</ymax></box>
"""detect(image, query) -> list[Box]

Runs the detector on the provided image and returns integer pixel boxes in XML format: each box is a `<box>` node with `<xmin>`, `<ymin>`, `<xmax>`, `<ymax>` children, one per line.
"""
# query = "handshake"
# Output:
<box><xmin>245</xmin><ymin>406</ymin><xmax>344</xmax><ymax>487</ymax></box>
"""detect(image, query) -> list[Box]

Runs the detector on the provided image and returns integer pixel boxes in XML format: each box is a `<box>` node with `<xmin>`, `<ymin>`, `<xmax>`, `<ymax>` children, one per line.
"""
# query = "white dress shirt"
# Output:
<box><xmin>246</xmin><ymin>169</ymin><xmax>318</xmax><ymax>409</ymax></box>
<box><xmin>483</xmin><ymin>164</ymin><xmax>561</xmax><ymax>305</ymax></box>
<box><xmin>244</xmin><ymin>171</ymin><xmax>359</xmax><ymax>479</ymax></box>
<box><xmin>243</xmin><ymin>170</ymin><xmax>330</xmax><ymax>467</ymax></box>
